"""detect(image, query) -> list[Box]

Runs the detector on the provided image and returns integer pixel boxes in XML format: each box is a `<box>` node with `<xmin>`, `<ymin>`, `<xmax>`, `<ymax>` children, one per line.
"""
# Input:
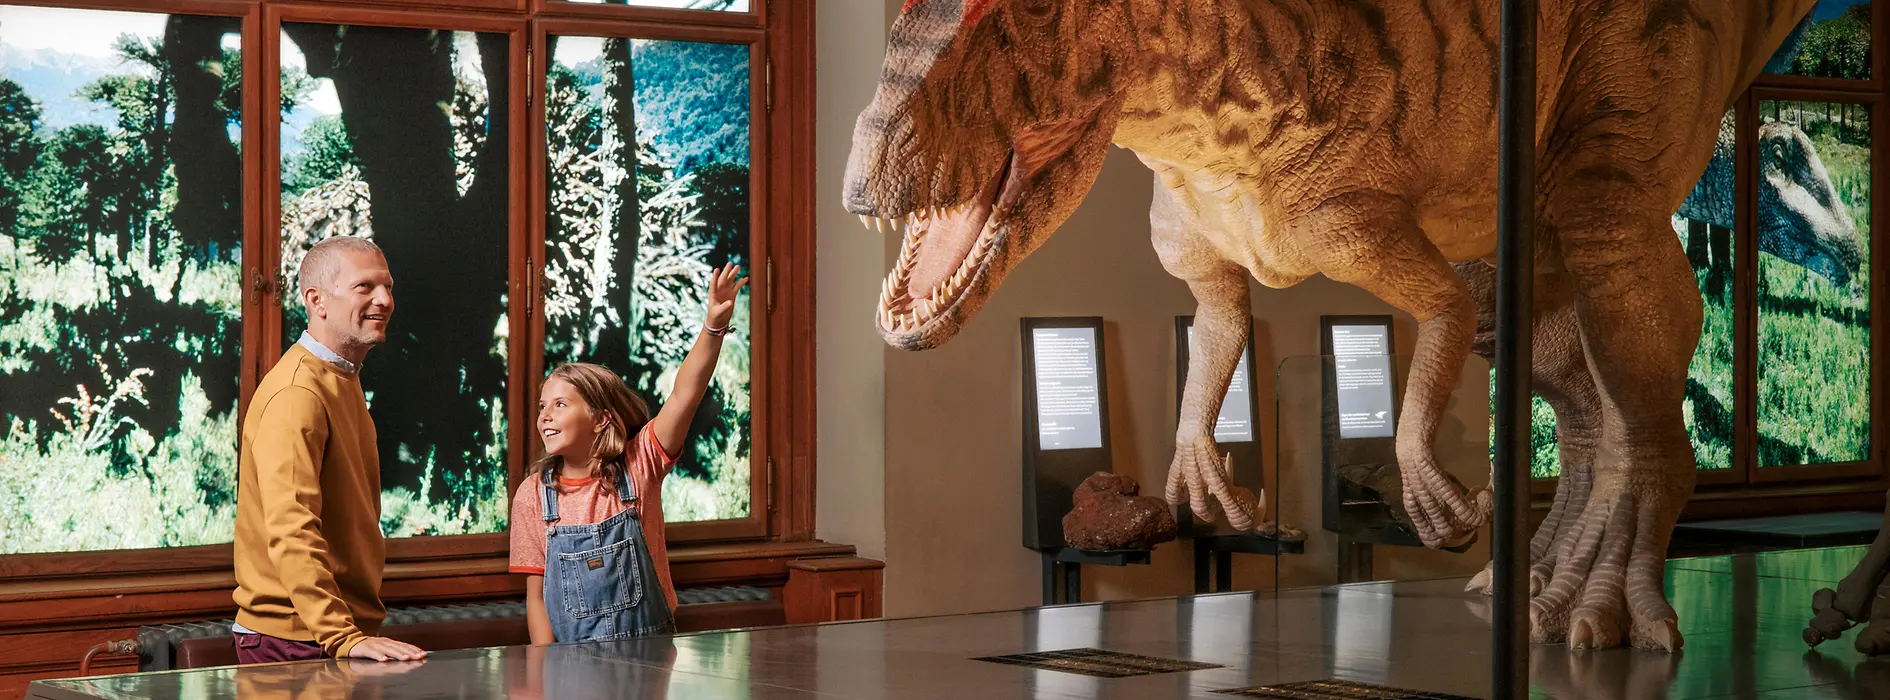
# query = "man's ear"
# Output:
<box><xmin>302</xmin><ymin>287</ymin><xmax>323</xmax><ymax>317</ymax></box>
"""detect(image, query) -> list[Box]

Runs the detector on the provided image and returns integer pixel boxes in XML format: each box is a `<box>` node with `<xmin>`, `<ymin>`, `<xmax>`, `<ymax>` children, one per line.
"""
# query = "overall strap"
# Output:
<box><xmin>540</xmin><ymin>468</ymin><xmax>560</xmax><ymax>522</ymax></box>
<box><xmin>614</xmin><ymin>460</ymin><xmax>638</xmax><ymax>504</ymax></box>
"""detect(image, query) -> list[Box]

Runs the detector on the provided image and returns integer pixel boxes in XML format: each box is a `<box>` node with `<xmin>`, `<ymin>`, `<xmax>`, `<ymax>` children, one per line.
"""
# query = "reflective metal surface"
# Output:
<box><xmin>28</xmin><ymin>546</ymin><xmax>1890</xmax><ymax>699</ymax></box>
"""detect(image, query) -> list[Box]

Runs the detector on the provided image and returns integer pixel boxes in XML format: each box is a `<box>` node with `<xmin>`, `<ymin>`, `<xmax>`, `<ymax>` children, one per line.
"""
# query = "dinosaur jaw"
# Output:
<box><xmin>872</xmin><ymin>152</ymin><xmax>1015</xmax><ymax>350</ymax></box>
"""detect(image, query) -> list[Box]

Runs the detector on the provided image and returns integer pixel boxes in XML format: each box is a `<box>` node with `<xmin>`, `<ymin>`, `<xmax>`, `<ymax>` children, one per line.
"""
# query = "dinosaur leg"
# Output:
<box><xmin>1168</xmin><ymin>270</ymin><xmax>1262</xmax><ymax>531</ymax></box>
<box><xmin>1149</xmin><ymin>178</ymin><xmax>1262</xmax><ymax>531</ymax></box>
<box><xmin>1534</xmin><ymin>212</ymin><xmax>1701</xmax><ymax>652</ymax></box>
<box><xmin>1300</xmin><ymin>192</ymin><xmax>1486</xmax><ymax>549</ymax></box>
<box><xmin>1805</xmin><ymin>489</ymin><xmax>1890</xmax><ymax>649</ymax></box>
<box><xmin>1459</xmin><ymin>262</ymin><xmax>1599</xmax><ymax>597</ymax></box>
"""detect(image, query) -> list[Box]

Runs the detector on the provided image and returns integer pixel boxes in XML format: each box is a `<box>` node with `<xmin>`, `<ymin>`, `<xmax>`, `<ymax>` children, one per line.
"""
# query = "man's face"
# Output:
<box><xmin>312</xmin><ymin>249</ymin><xmax>395</xmax><ymax>349</ymax></box>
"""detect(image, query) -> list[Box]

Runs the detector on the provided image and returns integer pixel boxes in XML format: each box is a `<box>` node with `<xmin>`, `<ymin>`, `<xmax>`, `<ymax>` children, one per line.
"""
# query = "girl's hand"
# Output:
<box><xmin>706</xmin><ymin>263</ymin><xmax>748</xmax><ymax>330</ymax></box>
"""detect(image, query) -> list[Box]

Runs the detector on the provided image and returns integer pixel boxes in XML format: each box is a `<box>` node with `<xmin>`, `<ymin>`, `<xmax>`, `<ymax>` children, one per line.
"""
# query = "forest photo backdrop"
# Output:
<box><xmin>0</xmin><ymin>2</ymin><xmax>758</xmax><ymax>554</ymax></box>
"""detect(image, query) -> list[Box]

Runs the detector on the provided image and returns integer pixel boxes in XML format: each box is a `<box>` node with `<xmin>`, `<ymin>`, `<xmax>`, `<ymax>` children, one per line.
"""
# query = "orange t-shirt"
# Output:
<box><xmin>508</xmin><ymin>425</ymin><xmax>679</xmax><ymax>611</ymax></box>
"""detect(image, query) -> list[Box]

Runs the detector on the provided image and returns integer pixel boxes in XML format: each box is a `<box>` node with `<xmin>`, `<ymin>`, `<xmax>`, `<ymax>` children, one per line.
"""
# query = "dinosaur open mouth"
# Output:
<box><xmin>869</xmin><ymin>152</ymin><xmax>1015</xmax><ymax>336</ymax></box>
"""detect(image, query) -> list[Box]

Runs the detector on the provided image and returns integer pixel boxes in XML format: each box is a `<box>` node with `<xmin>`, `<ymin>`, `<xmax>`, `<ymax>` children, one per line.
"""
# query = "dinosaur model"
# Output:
<box><xmin>1677</xmin><ymin>111</ymin><xmax>1862</xmax><ymax>288</ymax></box>
<box><xmin>1457</xmin><ymin>109</ymin><xmax>1861</xmax><ymax>597</ymax></box>
<box><xmin>845</xmin><ymin>0</ymin><xmax>1814</xmax><ymax>651</ymax></box>
<box><xmin>1805</xmin><ymin>492</ymin><xmax>1890</xmax><ymax>655</ymax></box>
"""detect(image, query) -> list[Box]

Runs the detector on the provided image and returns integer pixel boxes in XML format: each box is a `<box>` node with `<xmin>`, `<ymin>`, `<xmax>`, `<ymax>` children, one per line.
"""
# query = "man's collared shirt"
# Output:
<box><xmin>297</xmin><ymin>331</ymin><xmax>359</xmax><ymax>374</ymax></box>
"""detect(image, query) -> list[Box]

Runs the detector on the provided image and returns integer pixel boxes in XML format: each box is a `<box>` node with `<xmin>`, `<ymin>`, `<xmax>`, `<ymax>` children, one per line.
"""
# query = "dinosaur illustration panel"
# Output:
<box><xmin>1757</xmin><ymin>99</ymin><xmax>1872</xmax><ymax>468</ymax></box>
<box><xmin>1763</xmin><ymin>0</ymin><xmax>1872</xmax><ymax>81</ymax></box>
<box><xmin>277</xmin><ymin>23</ymin><xmax>513</xmax><ymax>538</ymax></box>
<box><xmin>0</xmin><ymin>6</ymin><xmax>245</xmax><ymax>554</ymax></box>
<box><xmin>542</xmin><ymin>34</ymin><xmax>753</xmax><ymax>523</ymax></box>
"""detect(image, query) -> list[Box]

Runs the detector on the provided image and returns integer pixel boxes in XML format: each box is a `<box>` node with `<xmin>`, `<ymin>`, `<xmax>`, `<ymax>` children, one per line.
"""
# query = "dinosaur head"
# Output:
<box><xmin>843</xmin><ymin>0</ymin><xmax>1134</xmax><ymax>350</ymax></box>
<box><xmin>1758</xmin><ymin>121</ymin><xmax>1862</xmax><ymax>289</ymax></box>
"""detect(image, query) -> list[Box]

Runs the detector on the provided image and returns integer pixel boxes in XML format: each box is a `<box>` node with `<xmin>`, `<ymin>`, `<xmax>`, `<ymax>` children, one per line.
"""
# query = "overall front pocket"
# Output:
<box><xmin>556</xmin><ymin>538</ymin><xmax>643</xmax><ymax>617</ymax></box>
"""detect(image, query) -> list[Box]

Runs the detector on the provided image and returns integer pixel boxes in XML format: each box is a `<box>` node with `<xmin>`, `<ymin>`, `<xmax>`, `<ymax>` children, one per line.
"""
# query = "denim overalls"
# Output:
<box><xmin>541</xmin><ymin>465</ymin><xmax>675</xmax><ymax>642</ymax></box>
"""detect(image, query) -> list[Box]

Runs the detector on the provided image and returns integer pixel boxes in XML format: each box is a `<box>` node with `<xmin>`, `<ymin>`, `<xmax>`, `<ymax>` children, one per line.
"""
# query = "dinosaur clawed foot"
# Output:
<box><xmin>1166</xmin><ymin>436</ymin><xmax>1260</xmax><ymax>532</ymax></box>
<box><xmin>1529</xmin><ymin>481</ymin><xmax>1686</xmax><ymax>652</ymax></box>
<box><xmin>1464</xmin><ymin>559</ymin><xmax>1550</xmax><ymax>597</ymax></box>
<box><xmin>1399</xmin><ymin>456</ymin><xmax>1488</xmax><ymax>550</ymax></box>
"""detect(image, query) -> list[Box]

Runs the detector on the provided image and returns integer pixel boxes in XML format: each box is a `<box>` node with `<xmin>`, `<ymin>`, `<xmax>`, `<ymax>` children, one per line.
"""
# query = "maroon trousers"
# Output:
<box><xmin>234</xmin><ymin>632</ymin><xmax>327</xmax><ymax>664</ymax></box>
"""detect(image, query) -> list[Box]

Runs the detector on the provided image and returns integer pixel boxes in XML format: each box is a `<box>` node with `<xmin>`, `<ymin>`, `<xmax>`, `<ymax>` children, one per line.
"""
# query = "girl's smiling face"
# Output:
<box><xmin>538</xmin><ymin>377</ymin><xmax>607</xmax><ymax>466</ymax></box>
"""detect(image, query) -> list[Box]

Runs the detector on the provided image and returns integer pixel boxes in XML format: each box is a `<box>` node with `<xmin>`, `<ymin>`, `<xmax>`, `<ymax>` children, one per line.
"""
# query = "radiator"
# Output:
<box><xmin>133</xmin><ymin>587</ymin><xmax>770</xmax><ymax>672</ymax></box>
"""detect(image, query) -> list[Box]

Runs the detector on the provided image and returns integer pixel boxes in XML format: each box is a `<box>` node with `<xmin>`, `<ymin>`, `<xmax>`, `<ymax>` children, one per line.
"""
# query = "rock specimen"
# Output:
<box><xmin>1062</xmin><ymin>472</ymin><xmax>1177</xmax><ymax>551</ymax></box>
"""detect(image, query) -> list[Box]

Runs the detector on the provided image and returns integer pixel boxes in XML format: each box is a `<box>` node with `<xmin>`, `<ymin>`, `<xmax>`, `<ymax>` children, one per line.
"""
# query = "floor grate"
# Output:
<box><xmin>1213</xmin><ymin>679</ymin><xmax>1480</xmax><ymax>699</ymax></box>
<box><xmin>972</xmin><ymin>647</ymin><xmax>1222</xmax><ymax>678</ymax></box>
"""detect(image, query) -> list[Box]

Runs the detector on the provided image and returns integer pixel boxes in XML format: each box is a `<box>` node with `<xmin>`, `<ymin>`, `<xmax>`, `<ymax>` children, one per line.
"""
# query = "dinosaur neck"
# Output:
<box><xmin>1111</xmin><ymin>1</ymin><xmax>1298</xmax><ymax>171</ymax></box>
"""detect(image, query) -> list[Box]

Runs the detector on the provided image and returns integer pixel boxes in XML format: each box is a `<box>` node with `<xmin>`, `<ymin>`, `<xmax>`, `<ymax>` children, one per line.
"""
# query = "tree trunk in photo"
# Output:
<box><xmin>287</xmin><ymin>23</ymin><xmax>506</xmax><ymax>499</ymax></box>
<box><xmin>1687</xmin><ymin>219</ymin><xmax>1709</xmax><ymax>271</ymax></box>
<box><xmin>146</xmin><ymin>66</ymin><xmax>170</xmax><ymax>270</ymax></box>
<box><xmin>164</xmin><ymin>17</ymin><xmax>241</xmax><ymax>267</ymax></box>
<box><xmin>1708</xmin><ymin>224</ymin><xmax>1733</xmax><ymax>298</ymax></box>
<box><xmin>160</xmin><ymin>15</ymin><xmax>245</xmax><ymax>414</ymax></box>
<box><xmin>597</xmin><ymin>35</ymin><xmax>638</xmax><ymax>371</ymax></box>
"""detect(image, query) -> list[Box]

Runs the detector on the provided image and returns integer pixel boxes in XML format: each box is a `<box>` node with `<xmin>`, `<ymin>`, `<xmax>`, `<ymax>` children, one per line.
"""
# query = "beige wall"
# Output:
<box><xmin>818</xmin><ymin>2</ymin><xmax>1492</xmax><ymax>618</ymax></box>
<box><xmin>815</xmin><ymin>0</ymin><xmax>889</xmax><ymax>562</ymax></box>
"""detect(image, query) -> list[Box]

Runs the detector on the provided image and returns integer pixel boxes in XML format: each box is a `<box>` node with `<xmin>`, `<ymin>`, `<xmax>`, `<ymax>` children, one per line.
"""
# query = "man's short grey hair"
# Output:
<box><xmin>298</xmin><ymin>236</ymin><xmax>385</xmax><ymax>303</ymax></box>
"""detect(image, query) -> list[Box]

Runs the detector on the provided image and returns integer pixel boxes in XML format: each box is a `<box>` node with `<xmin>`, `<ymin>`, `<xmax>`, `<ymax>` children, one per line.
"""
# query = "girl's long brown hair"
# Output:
<box><xmin>530</xmin><ymin>363</ymin><xmax>652</xmax><ymax>485</ymax></box>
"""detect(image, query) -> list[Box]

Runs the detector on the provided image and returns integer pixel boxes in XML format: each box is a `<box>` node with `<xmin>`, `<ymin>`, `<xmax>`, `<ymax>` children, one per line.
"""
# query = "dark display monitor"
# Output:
<box><xmin>1020</xmin><ymin>317</ymin><xmax>1113</xmax><ymax>549</ymax></box>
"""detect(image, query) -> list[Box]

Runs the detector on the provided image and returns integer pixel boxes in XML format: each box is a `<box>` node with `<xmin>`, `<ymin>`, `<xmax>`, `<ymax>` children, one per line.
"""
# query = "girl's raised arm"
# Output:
<box><xmin>649</xmin><ymin>263</ymin><xmax>746</xmax><ymax>455</ymax></box>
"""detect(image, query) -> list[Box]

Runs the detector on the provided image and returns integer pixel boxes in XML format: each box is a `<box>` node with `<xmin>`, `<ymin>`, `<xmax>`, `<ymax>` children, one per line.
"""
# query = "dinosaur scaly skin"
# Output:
<box><xmin>845</xmin><ymin>0</ymin><xmax>1815</xmax><ymax>651</ymax></box>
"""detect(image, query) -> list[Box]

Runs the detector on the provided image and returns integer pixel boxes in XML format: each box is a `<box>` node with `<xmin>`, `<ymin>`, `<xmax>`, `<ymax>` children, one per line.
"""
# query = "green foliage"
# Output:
<box><xmin>1788</xmin><ymin>4</ymin><xmax>1872</xmax><ymax>80</ymax></box>
<box><xmin>282</xmin><ymin>116</ymin><xmax>360</xmax><ymax>197</ymax></box>
<box><xmin>214</xmin><ymin>48</ymin><xmax>318</xmax><ymax>124</ymax></box>
<box><xmin>0</xmin><ymin>79</ymin><xmax>42</xmax><ymax>234</ymax></box>
<box><xmin>24</xmin><ymin>125</ymin><xmax>114</xmax><ymax>267</ymax></box>
<box><xmin>630</xmin><ymin>40</ymin><xmax>749</xmax><ymax>174</ymax></box>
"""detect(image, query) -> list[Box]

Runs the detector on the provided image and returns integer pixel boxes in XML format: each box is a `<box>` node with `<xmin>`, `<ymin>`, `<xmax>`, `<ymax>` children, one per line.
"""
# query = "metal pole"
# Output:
<box><xmin>1493</xmin><ymin>0</ymin><xmax>1536</xmax><ymax>698</ymax></box>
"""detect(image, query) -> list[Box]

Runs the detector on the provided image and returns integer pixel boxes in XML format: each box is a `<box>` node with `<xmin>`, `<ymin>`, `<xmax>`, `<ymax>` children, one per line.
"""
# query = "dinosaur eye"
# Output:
<box><xmin>1017</xmin><ymin>0</ymin><xmax>1055</xmax><ymax>22</ymax></box>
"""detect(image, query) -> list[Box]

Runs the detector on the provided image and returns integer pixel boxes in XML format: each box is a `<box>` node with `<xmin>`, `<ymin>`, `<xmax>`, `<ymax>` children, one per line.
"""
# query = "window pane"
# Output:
<box><xmin>0</xmin><ymin>8</ymin><xmax>244</xmax><ymax>554</ymax></box>
<box><xmin>543</xmin><ymin>35</ymin><xmax>752</xmax><ymax>523</ymax></box>
<box><xmin>279</xmin><ymin>24</ymin><xmax>512</xmax><ymax>536</ymax></box>
<box><xmin>1757</xmin><ymin>100</ymin><xmax>1871</xmax><ymax>467</ymax></box>
<box><xmin>1763</xmin><ymin>0</ymin><xmax>1872</xmax><ymax>81</ymax></box>
<box><xmin>558</xmin><ymin>0</ymin><xmax>750</xmax><ymax>10</ymax></box>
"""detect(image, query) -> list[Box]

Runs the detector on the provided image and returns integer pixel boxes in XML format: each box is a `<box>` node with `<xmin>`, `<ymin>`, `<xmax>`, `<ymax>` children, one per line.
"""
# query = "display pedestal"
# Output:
<box><xmin>1191</xmin><ymin>533</ymin><xmax>1306</xmax><ymax>593</ymax></box>
<box><xmin>1037</xmin><ymin>547</ymin><xmax>1152</xmax><ymax>605</ymax></box>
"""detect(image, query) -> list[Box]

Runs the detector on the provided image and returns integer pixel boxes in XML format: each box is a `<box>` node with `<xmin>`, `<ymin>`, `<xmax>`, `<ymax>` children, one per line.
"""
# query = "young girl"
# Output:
<box><xmin>508</xmin><ymin>263</ymin><xmax>747</xmax><ymax>644</ymax></box>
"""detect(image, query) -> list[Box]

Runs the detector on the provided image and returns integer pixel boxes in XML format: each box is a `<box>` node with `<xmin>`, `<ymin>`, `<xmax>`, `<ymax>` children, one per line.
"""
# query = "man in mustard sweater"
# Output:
<box><xmin>232</xmin><ymin>236</ymin><xmax>426</xmax><ymax>664</ymax></box>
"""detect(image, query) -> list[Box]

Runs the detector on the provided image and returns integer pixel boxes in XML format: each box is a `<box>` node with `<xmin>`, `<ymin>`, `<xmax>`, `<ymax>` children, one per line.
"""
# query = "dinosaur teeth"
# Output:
<box><xmin>859</xmin><ymin>214</ymin><xmax>872</xmax><ymax>231</ymax></box>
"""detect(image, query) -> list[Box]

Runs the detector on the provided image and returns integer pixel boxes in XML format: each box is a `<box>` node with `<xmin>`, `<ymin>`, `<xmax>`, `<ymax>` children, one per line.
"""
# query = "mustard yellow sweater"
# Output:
<box><xmin>232</xmin><ymin>344</ymin><xmax>384</xmax><ymax>657</ymax></box>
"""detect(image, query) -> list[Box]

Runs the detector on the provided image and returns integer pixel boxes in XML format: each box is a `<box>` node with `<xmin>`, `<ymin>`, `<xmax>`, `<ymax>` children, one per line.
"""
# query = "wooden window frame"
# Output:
<box><xmin>0</xmin><ymin>0</ymin><xmax>818</xmax><ymax>586</ymax></box>
<box><xmin>1741</xmin><ymin>88</ymin><xmax>1885</xmax><ymax>486</ymax></box>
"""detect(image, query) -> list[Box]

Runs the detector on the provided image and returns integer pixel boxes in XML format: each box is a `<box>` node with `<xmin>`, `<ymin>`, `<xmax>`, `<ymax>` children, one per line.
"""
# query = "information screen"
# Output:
<box><xmin>1185</xmin><ymin>325</ymin><xmax>1255</xmax><ymax>443</ymax></box>
<box><xmin>1331</xmin><ymin>324</ymin><xmax>1395</xmax><ymax>439</ymax></box>
<box><xmin>1031</xmin><ymin>327</ymin><xmax>1104</xmax><ymax>450</ymax></box>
